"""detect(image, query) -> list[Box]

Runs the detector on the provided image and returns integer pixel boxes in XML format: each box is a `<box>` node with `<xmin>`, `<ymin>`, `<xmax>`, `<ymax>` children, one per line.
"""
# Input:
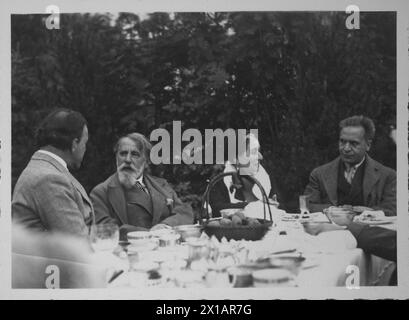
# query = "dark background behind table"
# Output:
<box><xmin>11</xmin><ymin>12</ymin><xmax>396</xmax><ymax>214</ymax></box>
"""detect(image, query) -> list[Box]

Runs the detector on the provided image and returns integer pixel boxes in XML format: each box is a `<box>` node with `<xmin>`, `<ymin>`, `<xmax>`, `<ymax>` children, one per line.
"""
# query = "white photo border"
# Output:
<box><xmin>0</xmin><ymin>0</ymin><xmax>408</xmax><ymax>300</ymax></box>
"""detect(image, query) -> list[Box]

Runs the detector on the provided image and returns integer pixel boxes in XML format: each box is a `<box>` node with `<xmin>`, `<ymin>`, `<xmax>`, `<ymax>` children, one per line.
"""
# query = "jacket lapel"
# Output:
<box><xmin>363</xmin><ymin>156</ymin><xmax>380</xmax><ymax>203</ymax></box>
<box><xmin>144</xmin><ymin>175</ymin><xmax>170</xmax><ymax>225</ymax></box>
<box><xmin>322</xmin><ymin>157</ymin><xmax>340</xmax><ymax>205</ymax></box>
<box><xmin>107</xmin><ymin>174</ymin><xmax>129</xmax><ymax>225</ymax></box>
<box><xmin>67</xmin><ymin>172</ymin><xmax>92</xmax><ymax>206</ymax></box>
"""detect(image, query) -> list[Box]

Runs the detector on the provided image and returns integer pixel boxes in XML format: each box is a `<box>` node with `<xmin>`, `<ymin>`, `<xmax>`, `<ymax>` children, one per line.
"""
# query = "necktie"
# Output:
<box><xmin>135</xmin><ymin>181</ymin><xmax>149</xmax><ymax>194</ymax></box>
<box><xmin>345</xmin><ymin>166</ymin><xmax>356</xmax><ymax>184</ymax></box>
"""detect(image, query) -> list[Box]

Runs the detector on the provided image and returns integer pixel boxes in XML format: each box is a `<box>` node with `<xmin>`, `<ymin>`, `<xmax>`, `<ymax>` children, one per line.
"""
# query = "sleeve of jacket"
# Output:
<box><xmin>160</xmin><ymin>183</ymin><xmax>195</xmax><ymax>227</ymax></box>
<box><xmin>304</xmin><ymin>168</ymin><xmax>333</xmax><ymax>212</ymax></box>
<box><xmin>348</xmin><ymin>222</ymin><xmax>396</xmax><ymax>262</ymax></box>
<box><xmin>33</xmin><ymin>174</ymin><xmax>90</xmax><ymax>238</ymax></box>
<box><xmin>372</xmin><ymin>169</ymin><xmax>396</xmax><ymax>216</ymax></box>
<box><xmin>90</xmin><ymin>184</ymin><xmax>118</xmax><ymax>225</ymax></box>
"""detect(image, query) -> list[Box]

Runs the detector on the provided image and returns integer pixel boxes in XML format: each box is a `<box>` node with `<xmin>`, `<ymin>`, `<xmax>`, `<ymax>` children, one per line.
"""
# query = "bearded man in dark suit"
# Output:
<box><xmin>304</xmin><ymin>115</ymin><xmax>396</xmax><ymax>216</ymax></box>
<box><xmin>90</xmin><ymin>133</ymin><xmax>194</xmax><ymax>240</ymax></box>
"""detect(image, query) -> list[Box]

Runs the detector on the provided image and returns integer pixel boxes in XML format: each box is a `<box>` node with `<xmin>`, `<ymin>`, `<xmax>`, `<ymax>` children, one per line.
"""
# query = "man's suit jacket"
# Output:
<box><xmin>348</xmin><ymin>222</ymin><xmax>396</xmax><ymax>262</ymax></box>
<box><xmin>304</xmin><ymin>156</ymin><xmax>396</xmax><ymax>216</ymax></box>
<box><xmin>348</xmin><ymin>222</ymin><xmax>397</xmax><ymax>285</ymax></box>
<box><xmin>12</xmin><ymin>151</ymin><xmax>95</xmax><ymax>238</ymax></box>
<box><xmin>90</xmin><ymin>173</ymin><xmax>194</xmax><ymax>238</ymax></box>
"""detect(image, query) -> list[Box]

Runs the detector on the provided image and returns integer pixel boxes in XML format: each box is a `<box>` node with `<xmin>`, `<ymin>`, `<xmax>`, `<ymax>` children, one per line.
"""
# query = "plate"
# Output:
<box><xmin>281</xmin><ymin>213</ymin><xmax>312</xmax><ymax>222</ymax></box>
<box><xmin>356</xmin><ymin>219</ymin><xmax>394</xmax><ymax>225</ymax></box>
<box><xmin>301</xmin><ymin>254</ymin><xmax>321</xmax><ymax>269</ymax></box>
<box><xmin>354</xmin><ymin>216</ymin><xmax>396</xmax><ymax>225</ymax></box>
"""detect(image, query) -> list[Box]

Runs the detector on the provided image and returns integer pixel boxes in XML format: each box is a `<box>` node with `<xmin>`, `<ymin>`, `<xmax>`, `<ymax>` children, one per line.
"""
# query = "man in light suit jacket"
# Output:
<box><xmin>90</xmin><ymin>133</ymin><xmax>194</xmax><ymax>240</ymax></box>
<box><xmin>304</xmin><ymin>115</ymin><xmax>396</xmax><ymax>216</ymax></box>
<box><xmin>12</xmin><ymin>109</ymin><xmax>94</xmax><ymax>239</ymax></box>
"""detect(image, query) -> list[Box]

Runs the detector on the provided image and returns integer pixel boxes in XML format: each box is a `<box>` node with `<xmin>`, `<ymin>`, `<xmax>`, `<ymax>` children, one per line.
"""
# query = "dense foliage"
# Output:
<box><xmin>12</xmin><ymin>12</ymin><xmax>396</xmax><ymax>213</ymax></box>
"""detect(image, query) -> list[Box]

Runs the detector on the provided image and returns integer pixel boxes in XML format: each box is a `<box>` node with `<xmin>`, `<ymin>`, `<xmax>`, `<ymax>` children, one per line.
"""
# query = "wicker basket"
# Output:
<box><xmin>200</xmin><ymin>172</ymin><xmax>273</xmax><ymax>241</ymax></box>
<box><xmin>204</xmin><ymin>218</ymin><xmax>272</xmax><ymax>241</ymax></box>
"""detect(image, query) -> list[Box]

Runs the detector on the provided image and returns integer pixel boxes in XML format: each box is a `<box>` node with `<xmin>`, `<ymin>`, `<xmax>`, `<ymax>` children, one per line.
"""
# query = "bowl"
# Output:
<box><xmin>126</xmin><ymin>231</ymin><xmax>152</xmax><ymax>247</ymax></box>
<box><xmin>150</xmin><ymin>228</ymin><xmax>177</xmax><ymax>238</ymax></box>
<box><xmin>174</xmin><ymin>224</ymin><xmax>203</xmax><ymax>241</ymax></box>
<box><xmin>227</xmin><ymin>267</ymin><xmax>254</xmax><ymax>288</ymax></box>
<box><xmin>158</xmin><ymin>233</ymin><xmax>181</xmax><ymax>247</ymax></box>
<box><xmin>252</xmin><ymin>268</ymin><xmax>295</xmax><ymax>287</ymax></box>
<box><xmin>269</xmin><ymin>254</ymin><xmax>306</xmax><ymax>275</ymax></box>
<box><xmin>127</xmin><ymin>230</ymin><xmax>151</xmax><ymax>239</ymax></box>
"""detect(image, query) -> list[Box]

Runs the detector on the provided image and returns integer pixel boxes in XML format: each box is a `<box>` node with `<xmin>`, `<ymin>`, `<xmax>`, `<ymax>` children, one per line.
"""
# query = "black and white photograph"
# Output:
<box><xmin>0</xmin><ymin>0</ymin><xmax>408</xmax><ymax>301</ymax></box>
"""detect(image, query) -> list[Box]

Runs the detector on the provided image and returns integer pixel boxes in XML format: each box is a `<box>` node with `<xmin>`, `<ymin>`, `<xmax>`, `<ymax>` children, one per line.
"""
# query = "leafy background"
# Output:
<box><xmin>12</xmin><ymin>12</ymin><xmax>396</xmax><ymax>215</ymax></box>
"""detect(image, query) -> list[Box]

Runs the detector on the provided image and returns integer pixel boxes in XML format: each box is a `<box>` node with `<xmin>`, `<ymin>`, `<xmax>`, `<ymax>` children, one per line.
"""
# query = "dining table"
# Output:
<box><xmin>104</xmin><ymin>211</ymin><xmax>397</xmax><ymax>289</ymax></box>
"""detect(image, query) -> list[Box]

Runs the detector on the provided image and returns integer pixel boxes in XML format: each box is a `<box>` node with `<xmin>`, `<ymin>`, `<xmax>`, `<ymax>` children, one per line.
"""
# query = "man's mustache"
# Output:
<box><xmin>118</xmin><ymin>163</ymin><xmax>138</xmax><ymax>172</ymax></box>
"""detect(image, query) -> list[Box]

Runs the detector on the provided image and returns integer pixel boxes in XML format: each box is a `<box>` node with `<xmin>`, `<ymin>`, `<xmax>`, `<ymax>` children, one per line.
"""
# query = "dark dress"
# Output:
<box><xmin>208</xmin><ymin>168</ymin><xmax>281</xmax><ymax>218</ymax></box>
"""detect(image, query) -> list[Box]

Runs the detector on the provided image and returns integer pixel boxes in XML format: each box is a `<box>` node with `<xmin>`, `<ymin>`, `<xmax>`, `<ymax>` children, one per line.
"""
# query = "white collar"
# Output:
<box><xmin>355</xmin><ymin>156</ymin><xmax>366</xmax><ymax>169</ymax></box>
<box><xmin>137</xmin><ymin>175</ymin><xmax>145</xmax><ymax>186</ymax></box>
<box><xmin>38</xmin><ymin>150</ymin><xmax>68</xmax><ymax>169</ymax></box>
<box><xmin>223</xmin><ymin>161</ymin><xmax>271</xmax><ymax>202</ymax></box>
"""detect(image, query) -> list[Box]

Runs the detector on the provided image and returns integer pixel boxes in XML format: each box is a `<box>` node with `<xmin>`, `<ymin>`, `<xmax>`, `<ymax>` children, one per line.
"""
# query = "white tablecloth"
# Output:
<box><xmin>252</xmin><ymin>221</ymin><xmax>396</xmax><ymax>287</ymax></box>
<box><xmin>107</xmin><ymin>224</ymin><xmax>396</xmax><ymax>288</ymax></box>
<box><xmin>297</xmin><ymin>249</ymin><xmax>395</xmax><ymax>287</ymax></box>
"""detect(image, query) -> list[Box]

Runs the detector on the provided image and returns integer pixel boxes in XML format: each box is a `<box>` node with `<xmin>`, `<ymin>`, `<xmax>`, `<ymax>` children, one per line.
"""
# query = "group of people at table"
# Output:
<box><xmin>11</xmin><ymin>109</ymin><xmax>397</xmax><ymax>286</ymax></box>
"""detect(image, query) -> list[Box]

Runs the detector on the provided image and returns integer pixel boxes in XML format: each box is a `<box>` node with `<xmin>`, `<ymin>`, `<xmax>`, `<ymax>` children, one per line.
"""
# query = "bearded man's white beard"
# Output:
<box><xmin>117</xmin><ymin>169</ymin><xmax>140</xmax><ymax>190</ymax></box>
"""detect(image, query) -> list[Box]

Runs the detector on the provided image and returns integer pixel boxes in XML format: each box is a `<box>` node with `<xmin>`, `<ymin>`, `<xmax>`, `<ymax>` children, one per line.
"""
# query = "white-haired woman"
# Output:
<box><xmin>208</xmin><ymin>133</ymin><xmax>281</xmax><ymax>217</ymax></box>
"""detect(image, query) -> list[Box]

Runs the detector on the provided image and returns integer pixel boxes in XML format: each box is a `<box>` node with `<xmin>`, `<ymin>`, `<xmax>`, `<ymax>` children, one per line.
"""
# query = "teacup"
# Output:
<box><xmin>186</xmin><ymin>238</ymin><xmax>210</xmax><ymax>262</ymax></box>
<box><xmin>150</xmin><ymin>228</ymin><xmax>177</xmax><ymax>239</ymax></box>
<box><xmin>205</xmin><ymin>267</ymin><xmax>233</xmax><ymax>288</ymax></box>
<box><xmin>205</xmin><ymin>266</ymin><xmax>252</xmax><ymax>288</ymax></box>
<box><xmin>227</xmin><ymin>267</ymin><xmax>253</xmax><ymax>288</ymax></box>
<box><xmin>158</xmin><ymin>233</ymin><xmax>181</xmax><ymax>247</ymax></box>
<box><xmin>127</xmin><ymin>231</ymin><xmax>152</xmax><ymax>246</ymax></box>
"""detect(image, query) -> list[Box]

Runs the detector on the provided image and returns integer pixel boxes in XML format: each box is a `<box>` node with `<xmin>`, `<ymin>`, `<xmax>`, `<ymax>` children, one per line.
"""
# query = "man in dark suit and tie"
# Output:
<box><xmin>90</xmin><ymin>133</ymin><xmax>194</xmax><ymax>240</ymax></box>
<box><xmin>304</xmin><ymin>115</ymin><xmax>396</xmax><ymax>216</ymax></box>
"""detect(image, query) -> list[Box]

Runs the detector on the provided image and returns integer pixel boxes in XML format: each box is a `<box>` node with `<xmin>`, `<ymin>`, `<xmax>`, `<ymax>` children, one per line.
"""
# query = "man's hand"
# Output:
<box><xmin>150</xmin><ymin>223</ymin><xmax>171</xmax><ymax>231</ymax></box>
<box><xmin>324</xmin><ymin>206</ymin><xmax>355</xmax><ymax>226</ymax></box>
<box><xmin>355</xmin><ymin>210</ymin><xmax>385</xmax><ymax>221</ymax></box>
<box><xmin>351</xmin><ymin>206</ymin><xmax>373</xmax><ymax>214</ymax></box>
<box><xmin>302</xmin><ymin>222</ymin><xmax>345</xmax><ymax>236</ymax></box>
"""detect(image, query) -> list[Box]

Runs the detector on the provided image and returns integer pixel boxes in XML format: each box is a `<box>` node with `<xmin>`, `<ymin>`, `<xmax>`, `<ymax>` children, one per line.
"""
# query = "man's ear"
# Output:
<box><xmin>366</xmin><ymin>139</ymin><xmax>372</xmax><ymax>151</ymax></box>
<box><xmin>71</xmin><ymin>138</ymin><xmax>79</xmax><ymax>152</ymax></box>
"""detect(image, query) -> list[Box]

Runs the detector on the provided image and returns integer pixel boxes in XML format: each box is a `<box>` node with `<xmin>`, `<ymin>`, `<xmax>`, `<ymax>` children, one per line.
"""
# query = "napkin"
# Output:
<box><xmin>299</xmin><ymin>230</ymin><xmax>357</xmax><ymax>254</ymax></box>
<box><xmin>354</xmin><ymin>210</ymin><xmax>385</xmax><ymax>221</ymax></box>
<box><xmin>243</xmin><ymin>200</ymin><xmax>285</xmax><ymax>221</ymax></box>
